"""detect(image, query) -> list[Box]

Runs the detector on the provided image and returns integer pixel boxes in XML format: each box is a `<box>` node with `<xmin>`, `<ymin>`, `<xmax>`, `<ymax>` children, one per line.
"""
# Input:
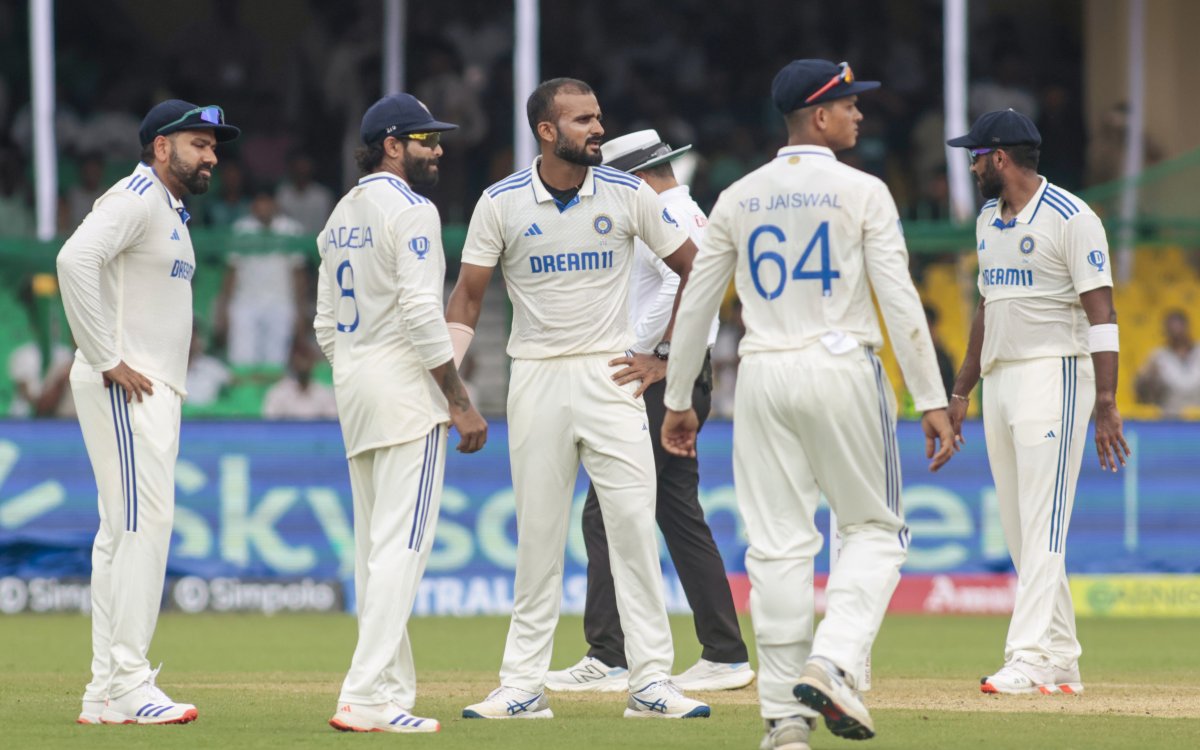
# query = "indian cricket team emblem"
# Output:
<box><xmin>1019</xmin><ymin>235</ymin><xmax>1036</xmax><ymax>255</ymax></box>
<box><xmin>409</xmin><ymin>236</ymin><xmax>430</xmax><ymax>259</ymax></box>
<box><xmin>662</xmin><ymin>208</ymin><xmax>679</xmax><ymax>228</ymax></box>
<box><xmin>1087</xmin><ymin>249</ymin><xmax>1106</xmax><ymax>272</ymax></box>
<box><xmin>593</xmin><ymin>214</ymin><xmax>613</xmax><ymax>235</ymax></box>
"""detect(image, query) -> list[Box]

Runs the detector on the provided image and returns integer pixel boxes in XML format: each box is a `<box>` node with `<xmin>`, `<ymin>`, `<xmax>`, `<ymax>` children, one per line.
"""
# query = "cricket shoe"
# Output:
<box><xmin>462</xmin><ymin>686</ymin><xmax>553</xmax><ymax>719</ymax></box>
<box><xmin>624</xmin><ymin>679</ymin><xmax>711</xmax><ymax>719</ymax></box>
<box><xmin>545</xmin><ymin>655</ymin><xmax>629</xmax><ymax>692</ymax></box>
<box><xmin>759</xmin><ymin>716</ymin><xmax>817</xmax><ymax>750</ymax></box>
<box><xmin>99</xmin><ymin>665</ymin><xmax>197</xmax><ymax>725</ymax></box>
<box><xmin>672</xmin><ymin>659</ymin><xmax>756</xmax><ymax>691</ymax></box>
<box><xmin>793</xmin><ymin>658</ymin><xmax>875</xmax><ymax>740</ymax></box>
<box><xmin>1053</xmin><ymin>664</ymin><xmax>1084</xmax><ymax>695</ymax></box>
<box><xmin>77</xmin><ymin>699</ymin><xmax>105</xmax><ymax>724</ymax></box>
<box><xmin>980</xmin><ymin>660</ymin><xmax>1057</xmax><ymax>695</ymax></box>
<box><xmin>329</xmin><ymin>701</ymin><xmax>440</xmax><ymax>733</ymax></box>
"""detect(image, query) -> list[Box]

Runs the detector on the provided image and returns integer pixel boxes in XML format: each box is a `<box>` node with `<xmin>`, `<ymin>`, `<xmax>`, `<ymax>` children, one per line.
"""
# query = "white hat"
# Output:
<box><xmin>600</xmin><ymin>129</ymin><xmax>693</xmax><ymax>173</ymax></box>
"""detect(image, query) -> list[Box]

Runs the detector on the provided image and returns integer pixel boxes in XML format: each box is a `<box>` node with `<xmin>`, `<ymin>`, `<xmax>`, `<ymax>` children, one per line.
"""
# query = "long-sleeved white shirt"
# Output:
<box><xmin>314</xmin><ymin>173</ymin><xmax>454</xmax><ymax>458</ymax></box>
<box><xmin>665</xmin><ymin>145</ymin><xmax>947</xmax><ymax>412</ymax></box>
<box><xmin>57</xmin><ymin>162</ymin><xmax>196</xmax><ymax>395</ymax></box>
<box><xmin>627</xmin><ymin>185</ymin><xmax>719</xmax><ymax>353</ymax></box>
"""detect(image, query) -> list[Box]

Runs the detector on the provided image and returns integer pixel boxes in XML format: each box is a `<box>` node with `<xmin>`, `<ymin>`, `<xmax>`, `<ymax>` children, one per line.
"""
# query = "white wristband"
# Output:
<box><xmin>1087</xmin><ymin>323</ymin><xmax>1119</xmax><ymax>353</ymax></box>
<box><xmin>448</xmin><ymin>322</ymin><xmax>475</xmax><ymax>367</ymax></box>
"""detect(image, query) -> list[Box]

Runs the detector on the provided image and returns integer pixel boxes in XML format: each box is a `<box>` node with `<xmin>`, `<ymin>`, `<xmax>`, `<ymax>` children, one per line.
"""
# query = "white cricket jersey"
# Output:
<box><xmin>665</xmin><ymin>145</ymin><xmax>947</xmax><ymax>412</ymax></box>
<box><xmin>461</xmin><ymin>158</ymin><xmax>691</xmax><ymax>359</ymax></box>
<box><xmin>628</xmin><ymin>185</ymin><xmax>719</xmax><ymax>353</ymax></box>
<box><xmin>314</xmin><ymin>173</ymin><xmax>454</xmax><ymax>458</ymax></box>
<box><xmin>57</xmin><ymin>162</ymin><xmax>196</xmax><ymax>396</ymax></box>
<box><xmin>975</xmin><ymin>178</ymin><xmax>1113</xmax><ymax>374</ymax></box>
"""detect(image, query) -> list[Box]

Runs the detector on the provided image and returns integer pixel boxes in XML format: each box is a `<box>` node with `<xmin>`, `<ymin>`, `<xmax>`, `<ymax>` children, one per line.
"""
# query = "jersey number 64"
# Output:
<box><xmin>748</xmin><ymin>220</ymin><xmax>839</xmax><ymax>300</ymax></box>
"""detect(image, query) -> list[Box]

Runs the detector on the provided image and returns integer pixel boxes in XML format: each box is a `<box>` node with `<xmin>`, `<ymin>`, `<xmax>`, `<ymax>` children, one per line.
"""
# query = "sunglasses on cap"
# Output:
<box><xmin>969</xmin><ymin>147</ymin><xmax>996</xmax><ymax>164</ymax></box>
<box><xmin>156</xmin><ymin>105</ymin><xmax>225</xmax><ymax>134</ymax></box>
<box><xmin>805</xmin><ymin>61</ymin><xmax>854</xmax><ymax>104</ymax></box>
<box><xmin>402</xmin><ymin>131</ymin><xmax>441</xmax><ymax>148</ymax></box>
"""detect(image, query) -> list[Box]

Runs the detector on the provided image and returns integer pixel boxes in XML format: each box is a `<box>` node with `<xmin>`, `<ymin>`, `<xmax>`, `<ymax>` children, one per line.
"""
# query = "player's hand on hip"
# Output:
<box><xmin>661</xmin><ymin>408</ymin><xmax>699</xmax><ymax>458</ymax></box>
<box><xmin>609</xmin><ymin>353</ymin><xmax>665</xmax><ymax>399</ymax></box>
<box><xmin>102</xmin><ymin>361</ymin><xmax>154</xmax><ymax>402</ymax></box>
<box><xmin>922</xmin><ymin>408</ymin><xmax>958</xmax><ymax>472</ymax></box>
<box><xmin>1093</xmin><ymin>399</ymin><xmax>1131</xmax><ymax>472</ymax></box>
<box><xmin>450</xmin><ymin>405</ymin><xmax>488</xmax><ymax>454</ymax></box>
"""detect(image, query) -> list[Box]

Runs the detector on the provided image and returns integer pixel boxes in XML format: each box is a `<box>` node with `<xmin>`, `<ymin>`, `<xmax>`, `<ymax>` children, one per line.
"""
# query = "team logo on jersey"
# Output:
<box><xmin>662</xmin><ymin>208</ymin><xmax>679</xmax><ymax>228</ymax></box>
<box><xmin>978</xmin><ymin>239</ymin><xmax>986</xmax><ymax>252</ymax></box>
<box><xmin>409</xmin><ymin>236</ymin><xmax>430</xmax><ymax>260</ymax></box>
<box><xmin>1019</xmin><ymin>235</ymin><xmax>1036</xmax><ymax>255</ymax></box>
<box><xmin>1087</xmin><ymin>249</ymin><xmax>1107</xmax><ymax>272</ymax></box>
<box><xmin>593</xmin><ymin>214</ymin><xmax>613</xmax><ymax>235</ymax></box>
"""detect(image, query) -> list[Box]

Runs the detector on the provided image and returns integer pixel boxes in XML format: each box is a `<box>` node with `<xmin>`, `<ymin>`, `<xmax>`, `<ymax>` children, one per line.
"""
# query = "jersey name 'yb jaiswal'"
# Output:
<box><xmin>739</xmin><ymin>192</ymin><xmax>843</xmax><ymax>212</ymax></box>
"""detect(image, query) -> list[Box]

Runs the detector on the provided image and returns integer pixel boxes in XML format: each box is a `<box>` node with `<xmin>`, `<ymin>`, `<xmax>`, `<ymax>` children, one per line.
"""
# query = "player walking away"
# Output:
<box><xmin>546</xmin><ymin>129</ymin><xmax>753</xmax><ymax>695</ymax></box>
<box><xmin>662</xmin><ymin>60</ymin><xmax>958</xmax><ymax>748</ymax></box>
<box><xmin>449</xmin><ymin>78</ymin><xmax>710</xmax><ymax>720</ymax></box>
<box><xmin>58</xmin><ymin>99</ymin><xmax>240</xmax><ymax>725</ymax></box>
<box><xmin>945</xmin><ymin>109</ymin><xmax>1130</xmax><ymax>696</ymax></box>
<box><xmin>316</xmin><ymin>93</ymin><xmax>488</xmax><ymax>734</ymax></box>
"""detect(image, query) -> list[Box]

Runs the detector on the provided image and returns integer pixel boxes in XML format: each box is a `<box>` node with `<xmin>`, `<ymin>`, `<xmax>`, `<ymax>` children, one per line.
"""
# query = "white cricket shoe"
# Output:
<box><xmin>99</xmin><ymin>665</ymin><xmax>197</xmax><ymax>725</ymax></box>
<box><xmin>462</xmin><ymin>686</ymin><xmax>553</xmax><ymax>719</ymax></box>
<box><xmin>624</xmin><ymin>679</ymin><xmax>711</xmax><ymax>719</ymax></box>
<box><xmin>77</xmin><ymin>699</ymin><xmax>105</xmax><ymax>724</ymax></box>
<box><xmin>1053</xmin><ymin>663</ymin><xmax>1084</xmax><ymax>695</ymax></box>
<box><xmin>980</xmin><ymin>660</ymin><xmax>1057</xmax><ymax>695</ymax></box>
<box><xmin>672</xmin><ymin>658</ymin><xmax>756</xmax><ymax>691</ymax></box>
<box><xmin>793</xmin><ymin>658</ymin><xmax>875</xmax><ymax>740</ymax></box>
<box><xmin>329</xmin><ymin>701</ymin><xmax>440</xmax><ymax>733</ymax></box>
<box><xmin>759</xmin><ymin>716</ymin><xmax>816</xmax><ymax>750</ymax></box>
<box><xmin>546</xmin><ymin>655</ymin><xmax>629</xmax><ymax>692</ymax></box>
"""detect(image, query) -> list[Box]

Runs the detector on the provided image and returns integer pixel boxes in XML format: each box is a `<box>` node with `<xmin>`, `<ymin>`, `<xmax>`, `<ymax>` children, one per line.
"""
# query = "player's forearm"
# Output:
<box><xmin>400</xmin><ymin>298</ymin><xmax>456</xmax><ymax>370</ymax></box>
<box><xmin>634</xmin><ymin>284</ymin><xmax>678</xmax><ymax>353</ymax></box>
<box><xmin>56</xmin><ymin>249</ymin><xmax>119</xmax><ymax>371</ymax></box>
<box><xmin>1091</xmin><ymin>351</ymin><xmax>1119</xmax><ymax>405</ymax></box>
<box><xmin>429</xmin><ymin>359</ymin><xmax>473</xmax><ymax>414</ymax></box>
<box><xmin>445</xmin><ymin>270</ymin><xmax>489</xmax><ymax>329</ymax></box>
<box><xmin>663</xmin><ymin>249</ymin><xmax>731</xmax><ymax>411</ymax></box>
<box><xmin>952</xmin><ymin>300</ymin><xmax>986</xmax><ymax>397</ymax></box>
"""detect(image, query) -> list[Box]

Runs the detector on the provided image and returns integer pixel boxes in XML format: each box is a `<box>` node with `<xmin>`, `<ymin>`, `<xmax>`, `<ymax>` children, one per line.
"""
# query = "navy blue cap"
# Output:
<box><xmin>360</xmin><ymin>93</ymin><xmax>458</xmax><ymax>144</ymax></box>
<box><xmin>947</xmin><ymin>109</ymin><xmax>1042</xmax><ymax>148</ymax></box>
<box><xmin>771</xmin><ymin>59</ymin><xmax>880</xmax><ymax>114</ymax></box>
<box><xmin>138</xmin><ymin>99</ymin><xmax>240</xmax><ymax>146</ymax></box>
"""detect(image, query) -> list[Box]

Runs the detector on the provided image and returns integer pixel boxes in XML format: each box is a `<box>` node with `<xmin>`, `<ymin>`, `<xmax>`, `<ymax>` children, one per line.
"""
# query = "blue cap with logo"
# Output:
<box><xmin>360</xmin><ymin>93</ymin><xmax>458</xmax><ymax>145</ymax></box>
<box><xmin>947</xmin><ymin>109</ymin><xmax>1042</xmax><ymax>148</ymax></box>
<box><xmin>138</xmin><ymin>99</ymin><xmax>240</xmax><ymax>146</ymax></box>
<box><xmin>771</xmin><ymin>59</ymin><xmax>880</xmax><ymax>114</ymax></box>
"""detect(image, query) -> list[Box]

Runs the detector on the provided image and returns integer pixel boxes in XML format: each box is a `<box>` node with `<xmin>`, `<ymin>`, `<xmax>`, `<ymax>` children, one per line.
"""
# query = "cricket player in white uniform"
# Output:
<box><xmin>316</xmin><ymin>94</ymin><xmax>487</xmax><ymax>734</ymax></box>
<box><xmin>58</xmin><ymin>100</ymin><xmax>240</xmax><ymax>725</ymax></box>
<box><xmin>447</xmin><ymin>78</ymin><xmax>710</xmax><ymax>720</ymax></box>
<box><xmin>662</xmin><ymin>60</ymin><xmax>957</xmax><ymax>749</ymax></box>
<box><xmin>945</xmin><ymin>109</ymin><xmax>1130</xmax><ymax>696</ymax></box>
<box><xmin>547</xmin><ymin>129</ymin><xmax>753</xmax><ymax>694</ymax></box>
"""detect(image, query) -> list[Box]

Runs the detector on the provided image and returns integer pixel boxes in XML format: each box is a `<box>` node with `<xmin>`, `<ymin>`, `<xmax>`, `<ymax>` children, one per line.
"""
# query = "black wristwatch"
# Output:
<box><xmin>653</xmin><ymin>341</ymin><xmax>671</xmax><ymax>360</ymax></box>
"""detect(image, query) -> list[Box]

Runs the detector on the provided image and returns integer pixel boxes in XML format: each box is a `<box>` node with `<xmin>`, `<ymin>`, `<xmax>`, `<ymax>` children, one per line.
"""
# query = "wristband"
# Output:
<box><xmin>951</xmin><ymin>393</ymin><xmax>969</xmax><ymax>402</ymax></box>
<box><xmin>1087</xmin><ymin>323</ymin><xmax>1119</xmax><ymax>353</ymax></box>
<box><xmin>448</xmin><ymin>322</ymin><xmax>475</xmax><ymax>367</ymax></box>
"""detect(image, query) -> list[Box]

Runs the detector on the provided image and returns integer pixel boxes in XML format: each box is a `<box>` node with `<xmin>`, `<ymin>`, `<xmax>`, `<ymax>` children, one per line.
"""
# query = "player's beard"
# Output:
<box><xmin>169</xmin><ymin>145</ymin><xmax>213</xmax><ymax>195</ymax></box>
<box><xmin>403</xmin><ymin>149</ymin><xmax>440</xmax><ymax>189</ymax></box>
<box><xmin>977</xmin><ymin>161</ymin><xmax>1003</xmax><ymax>201</ymax></box>
<box><xmin>554</xmin><ymin>129</ymin><xmax>603</xmax><ymax>167</ymax></box>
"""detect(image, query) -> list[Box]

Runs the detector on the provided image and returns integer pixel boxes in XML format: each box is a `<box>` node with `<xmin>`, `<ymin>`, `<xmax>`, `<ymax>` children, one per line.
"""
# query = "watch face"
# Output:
<box><xmin>654</xmin><ymin>342</ymin><xmax>670</xmax><ymax>358</ymax></box>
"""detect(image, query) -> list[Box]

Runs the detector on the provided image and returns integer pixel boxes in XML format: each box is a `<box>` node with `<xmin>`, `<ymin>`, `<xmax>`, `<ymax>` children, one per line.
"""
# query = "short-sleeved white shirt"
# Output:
<box><xmin>975</xmin><ymin>177</ymin><xmax>1112</xmax><ymax>374</ymax></box>
<box><xmin>461</xmin><ymin>158</ymin><xmax>690</xmax><ymax>359</ymax></box>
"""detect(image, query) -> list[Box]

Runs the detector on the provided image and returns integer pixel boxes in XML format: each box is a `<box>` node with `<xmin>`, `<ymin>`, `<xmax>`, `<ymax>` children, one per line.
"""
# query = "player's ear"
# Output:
<box><xmin>536</xmin><ymin>120</ymin><xmax>556</xmax><ymax>145</ymax></box>
<box><xmin>153</xmin><ymin>135</ymin><xmax>171</xmax><ymax>163</ymax></box>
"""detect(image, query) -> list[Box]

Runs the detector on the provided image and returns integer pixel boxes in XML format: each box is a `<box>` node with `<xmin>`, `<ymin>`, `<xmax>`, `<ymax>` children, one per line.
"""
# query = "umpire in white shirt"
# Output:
<box><xmin>547</xmin><ymin>130</ymin><xmax>752</xmax><ymax>694</ymax></box>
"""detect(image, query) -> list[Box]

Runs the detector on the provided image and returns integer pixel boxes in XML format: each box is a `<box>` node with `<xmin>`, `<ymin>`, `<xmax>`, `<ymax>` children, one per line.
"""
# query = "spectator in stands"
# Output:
<box><xmin>8</xmin><ymin>277</ymin><xmax>75</xmax><ymax>418</ymax></box>
<box><xmin>1136</xmin><ymin>310</ymin><xmax>1200</xmax><ymax>417</ymax></box>
<box><xmin>275</xmin><ymin>150</ymin><xmax>334</xmax><ymax>235</ymax></box>
<box><xmin>1086</xmin><ymin>102</ymin><xmax>1163</xmax><ymax>188</ymax></box>
<box><xmin>63</xmin><ymin>152</ymin><xmax>106</xmax><ymax>230</ymax></box>
<box><xmin>206</xmin><ymin>159</ymin><xmax>251</xmax><ymax>227</ymax></box>
<box><xmin>925</xmin><ymin>305</ymin><xmax>957</xmax><ymax>399</ymax></box>
<box><xmin>262</xmin><ymin>338</ymin><xmax>337</xmax><ymax>419</ymax></box>
<box><xmin>185</xmin><ymin>323</ymin><xmax>231</xmax><ymax>408</ymax></box>
<box><xmin>0</xmin><ymin>144</ymin><xmax>34</xmax><ymax>238</ymax></box>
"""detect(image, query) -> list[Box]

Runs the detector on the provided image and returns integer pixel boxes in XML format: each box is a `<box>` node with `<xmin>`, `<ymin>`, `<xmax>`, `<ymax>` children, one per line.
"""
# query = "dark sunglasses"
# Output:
<box><xmin>969</xmin><ymin>147</ymin><xmax>995</xmax><ymax>164</ymax></box>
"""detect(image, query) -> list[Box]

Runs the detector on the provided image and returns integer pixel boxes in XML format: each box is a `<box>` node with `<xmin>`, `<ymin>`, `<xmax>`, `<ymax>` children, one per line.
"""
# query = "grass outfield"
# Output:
<box><xmin>1</xmin><ymin>613</ymin><xmax>1198</xmax><ymax>749</ymax></box>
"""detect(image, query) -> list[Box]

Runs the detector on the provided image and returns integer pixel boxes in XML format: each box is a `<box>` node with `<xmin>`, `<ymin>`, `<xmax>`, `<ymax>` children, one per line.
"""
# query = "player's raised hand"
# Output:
<box><xmin>609</xmin><ymin>353</ymin><xmax>667</xmax><ymax>399</ymax></box>
<box><xmin>1093</xmin><ymin>399</ymin><xmax>1131</xmax><ymax>472</ymax></box>
<box><xmin>450</xmin><ymin>404</ymin><xmax>488</xmax><ymax>453</ymax></box>
<box><xmin>661</xmin><ymin>407</ymin><xmax>699</xmax><ymax>458</ymax></box>
<box><xmin>922</xmin><ymin>408</ymin><xmax>958</xmax><ymax>472</ymax></box>
<box><xmin>102</xmin><ymin>361</ymin><xmax>154</xmax><ymax>402</ymax></box>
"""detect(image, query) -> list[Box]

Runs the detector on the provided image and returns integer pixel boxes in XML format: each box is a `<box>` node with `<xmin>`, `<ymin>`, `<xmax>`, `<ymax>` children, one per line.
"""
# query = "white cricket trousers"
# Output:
<box><xmin>735</xmin><ymin>347</ymin><xmax>908</xmax><ymax>720</ymax></box>
<box><xmin>983</xmin><ymin>355</ymin><xmax>1094</xmax><ymax>669</ymax></box>
<box><xmin>70</xmin><ymin>361</ymin><xmax>181</xmax><ymax>701</ymax></box>
<box><xmin>500</xmin><ymin>354</ymin><xmax>674</xmax><ymax>693</ymax></box>
<box><xmin>339</xmin><ymin>424</ymin><xmax>447</xmax><ymax>707</ymax></box>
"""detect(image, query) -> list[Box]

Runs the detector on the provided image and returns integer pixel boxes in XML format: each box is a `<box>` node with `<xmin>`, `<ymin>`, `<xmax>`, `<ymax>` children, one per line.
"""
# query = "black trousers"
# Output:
<box><xmin>582</xmin><ymin>354</ymin><xmax>748</xmax><ymax>668</ymax></box>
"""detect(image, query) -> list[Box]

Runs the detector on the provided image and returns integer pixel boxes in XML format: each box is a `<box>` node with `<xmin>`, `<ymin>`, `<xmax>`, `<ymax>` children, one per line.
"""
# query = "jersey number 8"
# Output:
<box><xmin>748</xmin><ymin>221</ymin><xmax>839</xmax><ymax>300</ymax></box>
<box><xmin>336</xmin><ymin>260</ymin><xmax>360</xmax><ymax>333</ymax></box>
